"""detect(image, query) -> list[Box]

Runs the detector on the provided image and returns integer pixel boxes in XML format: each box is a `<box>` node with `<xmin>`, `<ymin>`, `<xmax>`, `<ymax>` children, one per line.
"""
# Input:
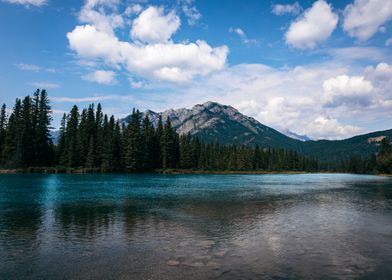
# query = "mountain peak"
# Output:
<box><xmin>127</xmin><ymin>101</ymin><xmax>302</xmax><ymax>150</ymax></box>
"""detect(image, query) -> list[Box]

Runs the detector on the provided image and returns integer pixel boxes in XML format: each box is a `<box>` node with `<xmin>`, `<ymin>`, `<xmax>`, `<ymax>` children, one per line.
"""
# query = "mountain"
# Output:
<box><xmin>301</xmin><ymin>130</ymin><xmax>392</xmax><ymax>163</ymax></box>
<box><xmin>123</xmin><ymin>101</ymin><xmax>392</xmax><ymax>163</ymax></box>
<box><xmin>281</xmin><ymin>129</ymin><xmax>312</xmax><ymax>142</ymax></box>
<box><xmin>125</xmin><ymin>101</ymin><xmax>303</xmax><ymax>150</ymax></box>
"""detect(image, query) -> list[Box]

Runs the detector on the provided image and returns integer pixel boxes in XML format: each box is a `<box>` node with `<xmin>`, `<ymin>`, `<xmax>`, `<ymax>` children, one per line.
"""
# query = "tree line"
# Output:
<box><xmin>0</xmin><ymin>90</ymin><xmax>390</xmax><ymax>173</ymax></box>
<box><xmin>337</xmin><ymin>137</ymin><xmax>392</xmax><ymax>174</ymax></box>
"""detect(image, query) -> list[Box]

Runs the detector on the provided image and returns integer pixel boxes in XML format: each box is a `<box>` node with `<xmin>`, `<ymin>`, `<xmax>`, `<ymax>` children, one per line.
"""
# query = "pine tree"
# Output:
<box><xmin>112</xmin><ymin>120</ymin><xmax>123</xmax><ymax>169</ymax></box>
<box><xmin>95</xmin><ymin>103</ymin><xmax>104</xmax><ymax>167</ymax></box>
<box><xmin>0</xmin><ymin>104</ymin><xmax>7</xmax><ymax>164</ymax></box>
<box><xmin>36</xmin><ymin>90</ymin><xmax>53</xmax><ymax>166</ymax></box>
<box><xmin>377</xmin><ymin>137</ymin><xmax>392</xmax><ymax>174</ymax></box>
<box><xmin>2</xmin><ymin>99</ymin><xmax>21</xmax><ymax>167</ymax></box>
<box><xmin>152</xmin><ymin>115</ymin><xmax>164</xmax><ymax>169</ymax></box>
<box><xmin>125</xmin><ymin>109</ymin><xmax>143</xmax><ymax>171</ymax></box>
<box><xmin>161</xmin><ymin>118</ymin><xmax>177</xmax><ymax>169</ymax></box>
<box><xmin>20</xmin><ymin>96</ymin><xmax>34</xmax><ymax>167</ymax></box>
<box><xmin>64</xmin><ymin>105</ymin><xmax>80</xmax><ymax>167</ymax></box>
<box><xmin>57</xmin><ymin>113</ymin><xmax>67</xmax><ymax>165</ymax></box>
<box><xmin>142</xmin><ymin>115</ymin><xmax>154</xmax><ymax>170</ymax></box>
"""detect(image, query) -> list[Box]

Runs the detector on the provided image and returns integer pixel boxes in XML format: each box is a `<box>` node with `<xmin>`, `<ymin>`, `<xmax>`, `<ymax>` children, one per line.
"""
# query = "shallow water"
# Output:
<box><xmin>0</xmin><ymin>173</ymin><xmax>391</xmax><ymax>279</ymax></box>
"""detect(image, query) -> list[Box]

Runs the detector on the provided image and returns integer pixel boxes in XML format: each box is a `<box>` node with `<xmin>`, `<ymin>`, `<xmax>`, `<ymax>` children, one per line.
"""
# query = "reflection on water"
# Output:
<box><xmin>0</xmin><ymin>174</ymin><xmax>391</xmax><ymax>279</ymax></box>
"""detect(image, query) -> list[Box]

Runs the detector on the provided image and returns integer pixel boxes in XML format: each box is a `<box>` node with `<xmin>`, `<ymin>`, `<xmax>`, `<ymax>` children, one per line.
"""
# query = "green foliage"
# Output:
<box><xmin>376</xmin><ymin>138</ymin><xmax>392</xmax><ymax>174</ymax></box>
<box><xmin>0</xmin><ymin>91</ymin><xmax>54</xmax><ymax>168</ymax></box>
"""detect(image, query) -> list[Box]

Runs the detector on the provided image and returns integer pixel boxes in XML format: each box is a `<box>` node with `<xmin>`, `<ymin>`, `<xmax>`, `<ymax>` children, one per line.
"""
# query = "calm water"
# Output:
<box><xmin>0</xmin><ymin>174</ymin><xmax>391</xmax><ymax>280</ymax></box>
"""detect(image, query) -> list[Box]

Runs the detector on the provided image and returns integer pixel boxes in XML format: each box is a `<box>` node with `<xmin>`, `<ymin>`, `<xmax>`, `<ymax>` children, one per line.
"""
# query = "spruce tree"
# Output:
<box><xmin>2</xmin><ymin>99</ymin><xmax>21</xmax><ymax>167</ymax></box>
<box><xmin>64</xmin><ymin>105</ymin><xmax>80</xmax><ymax>167</ymax></box>
<box><xmin>57</xmin><ymin>113</ymin><xmax>67</xmax><ymax>165</ymax></box>
<box><xmin>125</xmin><ymin>109</ymin><xmax>143</xmax><ymax>171</ymax></box>
<box><xmin>36</xmin><ymin>90</ymin><xmax>53</xmax><ymax>166</ymax></box>
<box><xmin>0</xmin><ymin>104</ymin><xmax>6</xmax><ymax>164</ymax></box>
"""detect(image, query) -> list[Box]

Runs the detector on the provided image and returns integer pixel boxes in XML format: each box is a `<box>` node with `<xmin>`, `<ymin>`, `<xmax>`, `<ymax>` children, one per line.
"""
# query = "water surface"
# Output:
<box><xmin>0</xmin><ymin>173</ymin><xmax>391</xmax><ymax>279</ymax></box>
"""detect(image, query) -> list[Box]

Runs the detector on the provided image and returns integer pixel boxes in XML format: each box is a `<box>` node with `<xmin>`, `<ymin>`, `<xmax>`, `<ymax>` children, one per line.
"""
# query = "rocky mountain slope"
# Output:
<box><xmin>123</xmin><ymin>101</ymin><xmax>392</xmax><ymax>163</ymax></box>
<box><xmin>127</xmin><ymin>101</ymin><xmax>303</xmax><ymax>150</ymax></box>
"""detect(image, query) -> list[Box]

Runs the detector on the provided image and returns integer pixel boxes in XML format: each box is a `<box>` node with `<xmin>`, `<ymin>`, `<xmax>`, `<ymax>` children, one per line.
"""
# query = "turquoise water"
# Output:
<box><xmin>0</xmin><ymin>173</ymin><xmax>391</xmax><ymax>279</ymax></box>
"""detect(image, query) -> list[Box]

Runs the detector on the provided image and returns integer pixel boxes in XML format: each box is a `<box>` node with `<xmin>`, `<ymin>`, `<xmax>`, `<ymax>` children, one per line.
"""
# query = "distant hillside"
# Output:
<box><xmin>302</xmin><ymin>130</ymin><xmax>392</xmax><ymax>163</ymax></box>
<box><xmin>123</xmin><ymin>101</ymin><xmax>391</xmax><ymax>163</ymax></box>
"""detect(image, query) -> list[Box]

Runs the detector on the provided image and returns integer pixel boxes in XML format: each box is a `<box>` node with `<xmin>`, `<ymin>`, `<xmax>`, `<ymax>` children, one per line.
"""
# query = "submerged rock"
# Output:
<box><xmin>182</xmin><ymin>261</ymin><xmax>204</xmax><ymax>267</ymax></box>
<box><xmin>166</xmin><ymin>260</ymin><xmax>180</xmax><ymax>266</ymax></box>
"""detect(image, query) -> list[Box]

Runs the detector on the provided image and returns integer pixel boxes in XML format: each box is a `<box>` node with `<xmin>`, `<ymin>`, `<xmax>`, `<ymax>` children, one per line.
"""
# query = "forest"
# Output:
<box><xmin>0</xmin><ymin>90</ymin><xmax>391</xmax><ymax>174</ymax></box>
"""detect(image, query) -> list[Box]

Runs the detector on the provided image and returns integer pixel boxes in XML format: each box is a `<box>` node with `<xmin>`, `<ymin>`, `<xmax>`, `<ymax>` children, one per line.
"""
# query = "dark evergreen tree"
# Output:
<box><xmin>57</xmin><ymin>113</ymin><xmax>67</xmax><ymax>165</ymax></box>
<box><xmin>125</xmin><ymin>109</ymin><xmax>143</xmax><ymax>171</ymax></box>
<box><xmin>64</xmin><ymin>105</ymin><xmax>80</xmax><ymax>167</ymax></box>
<box><xmin>0</xmin><ymin>104</ymin><xmax>6</xmax><ymax>164</ymax></box>
<box><xmin>35</xmin><ymin>90</ymin><xmax>54</xmax><ymax>166</ymax></box>
<box><xmin>377</xmin><ymin>137</ymin><xmax>392</xmax><ymax>174</ymax></box>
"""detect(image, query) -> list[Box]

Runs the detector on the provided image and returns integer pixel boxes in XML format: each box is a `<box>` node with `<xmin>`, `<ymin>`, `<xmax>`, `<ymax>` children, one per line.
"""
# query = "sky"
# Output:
<box><xmin>0</xmin><ymin>0</ymin><xmax>392</xmax><ymax>139</ymax></box>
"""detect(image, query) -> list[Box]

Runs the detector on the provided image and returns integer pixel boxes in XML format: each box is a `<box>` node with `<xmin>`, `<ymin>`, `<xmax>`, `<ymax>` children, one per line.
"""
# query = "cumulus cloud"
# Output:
<box><xmin>1</xmin><ymin>0</ymin><xmax>46</xmax><ymax>6</ymax></box>
<box><xmin>67</xmin><ymin>2</ymin><xmax>228</xmax><ymax>83</ymax></box>
<box><xmin>78</xmin><ymin>0</ymin><xmax>124</xmax><ymax>36</ymax></box>
<box><xmin>385</xmin><ymin>37</ymin><xmax>392</xmax><ymax>46</ymax></box>
<box><xmin>272</xmin><ymin>2</ymin><xmax>302</xmax><ymax>16</ymax></box>
<box><xmin>343</xmin><ymin>0</ymin><xmax>392</xmax><ymax>41</ymax></box>
<box><xmin>322</xmin><ymin>75</ymin><xmax>374</xmax><ymax>108</ymax></box>
<box><xmin>131</xmin><ymin>6</ymin><xmax>180</xmax><ymax>43</ymax></box>
<box><xmin>82</xmin><ymin>70</ymin><xmax>116</xmax><ymax>85</ymax></box>
<box><xmin>304</xmin><ymin>116</ymin><xmax>363</xmax><ymax>139</ymax></box>
<box><xmin>285</xmin><ymin>0</ymin><xmax>338</xmax><ymax>49</ymax></box>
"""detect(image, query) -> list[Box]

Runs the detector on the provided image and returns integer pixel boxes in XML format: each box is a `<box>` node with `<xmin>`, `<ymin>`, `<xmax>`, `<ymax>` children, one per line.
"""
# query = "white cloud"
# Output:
<box><xmin>82</xmin><ymin>70</ymin><xmax>116</xmax><ymax>85</ymax></box>
<box><xmin>304</xmin><ymin>116</ymin><xmax>363</xmax><ymax>139</ymax></box>
<box><xmin>28</xmin><ymin>82</ymin><xmax>60</xmax><ymax>89</ymax></box>
<box><xmin>229</xmin><ymin>27</ymin><xmax>258</xmax><ymax>45</ymax></box>
<box><xmin>325</xmin><ymin>47</ymin><xmax>386</xmax><ymax>62</ymax></box>
<box><xmin>180</xmin><ymin>0</ymin><xmax>201</xmax><ymax>25</ymax></box>
<box><xmin>385</xmin><ymin>37</ymin><xmax>392</xmax><ymax>46</ymax></box>
<box><xmin>272</xmin><ymin>2</ymin><xmax>302</xmax><ymax>16</ymax></box>
<box><xmin>128</xmin><ymin>77</ymin><xmax>144</xmax><ymax>88</ymax></box>
<box><xmin>343</xmin><ymin>0</ymin><xmax>392</xmax><ymax>41</ymax></box>
<box><xmin>68</xmin><ymin>26</ymin><xmax>228</xmax><ymax>83</ymax></box>
<box><xmin>229</xmin><ymin>27</ymin><xmax>245</xmax><ymax>38</ymax></box>
<box><xmin>15</xmin><ymin>63</ymin><xmax>41</xmax><ymax>71</ymax></box>
<box><xmin>78</xmin><ymin>0</ymin><xmax>124</xmax><ymax>35</ymax></box>
<box><xmin>15</xmin><ymin>63</ymin><xmax>57</xmax><ymax>73</ymax></box>
<box><xmin>51</xmin><ymin>94</ymin><xmax>134</xmax><ymax>103</ymax></box>
<box><xmin>285</xmin><ymin>0</ymin><xmax>338</xmax><ymax>49</ymax></box>
<box><xmin>131</xmin><ymin>6</ymin><xmax>180</xmax><ymax>43</ymax></box>
<box><xmin>124</xmin><ymin>4</ymin><xmax>142</xmax><ymax>16</ymax></box>
<box><xmin>68</xmin><ymin>3</ymin><xmax>227</xmax><ymax>83</ymax></box>
<box><xmin>1</xmin><ymin>0</ymin><xmax>46</xmax><ymax>6</ymax></box>
<box><xmin>322</xmin><ymin>75</ymin><xmax>374</xmax><ymax>107</ymax></box>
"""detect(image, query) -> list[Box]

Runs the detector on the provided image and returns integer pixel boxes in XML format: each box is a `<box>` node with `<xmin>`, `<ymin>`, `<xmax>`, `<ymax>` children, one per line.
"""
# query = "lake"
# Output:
<box><xmin>0</xmin><ymin>173</ymin><xmax>391</xmax><ymax>279</ymax></box>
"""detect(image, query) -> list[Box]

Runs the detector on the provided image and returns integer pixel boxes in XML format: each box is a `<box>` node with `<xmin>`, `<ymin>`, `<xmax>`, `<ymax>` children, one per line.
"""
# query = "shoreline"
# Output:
<box><xmin>0</xmin><ymin>168</ymin><xmax>388</xmax><ymax>176</ymax></box>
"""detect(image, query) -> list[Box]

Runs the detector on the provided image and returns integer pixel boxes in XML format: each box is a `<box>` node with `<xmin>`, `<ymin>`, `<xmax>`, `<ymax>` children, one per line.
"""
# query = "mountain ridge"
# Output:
<box><xmin>123</xmin><ymin>101</ymin><xmax>392</xmax><ymax>163</ymax></box>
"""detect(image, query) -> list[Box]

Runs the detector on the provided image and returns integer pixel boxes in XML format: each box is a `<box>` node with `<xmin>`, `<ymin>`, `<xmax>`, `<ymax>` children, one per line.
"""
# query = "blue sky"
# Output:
<box><xmin>0</xmin><ymin>0</ymin><xmax>392</xmax><ymax>139</ymax></box>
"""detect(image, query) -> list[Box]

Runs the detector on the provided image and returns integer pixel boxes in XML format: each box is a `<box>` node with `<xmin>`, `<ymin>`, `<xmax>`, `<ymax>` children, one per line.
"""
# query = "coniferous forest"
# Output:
<box><xmin>0</xmin><ymin>90</ymin><xmax>391</xmax><ymax>174</ymax></box>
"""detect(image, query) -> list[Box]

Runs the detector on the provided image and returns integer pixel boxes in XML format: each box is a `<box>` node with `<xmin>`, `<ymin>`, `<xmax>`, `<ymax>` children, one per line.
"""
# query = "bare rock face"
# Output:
<box><xmin>142</xmin><ymin>101</ymin><xmax>266</xmax><ymax>136</ymax></box>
